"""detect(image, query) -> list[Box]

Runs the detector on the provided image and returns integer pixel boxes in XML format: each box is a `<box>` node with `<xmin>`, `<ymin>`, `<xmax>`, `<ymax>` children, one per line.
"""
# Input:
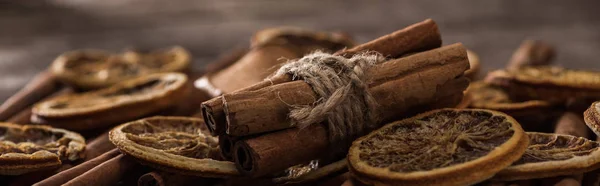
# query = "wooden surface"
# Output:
<box><xmin>1</xmin><ymin>0</ymin><xmax>600</xmax><ymax>102</ymax></box>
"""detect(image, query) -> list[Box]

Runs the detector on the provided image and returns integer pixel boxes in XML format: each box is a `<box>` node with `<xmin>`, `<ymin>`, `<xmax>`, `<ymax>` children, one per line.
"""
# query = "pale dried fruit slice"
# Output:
<box><xmin>51</xmin><ymin>46</ymin><xmax>190</xmax><ymax>90</ymax></box>
<box><xmin>348</xmin><ymin>109</ymin><xmax>528</xmax><ymax>186</ymax></box>
<box><xmin>109</xmin><ymin>116</ymin><xmax>239</xmax><ymax>177</ymax></box>
<box><xmin>465</xmin><ymin>50</ymin><xmax>480</xmax><ymax>80</ymax></box>
<box><xmin>485</xmin><ymin>66</ymin><xmax>600</xmax><ymax>102</ymax></box>
<box><xmin>584</xmin><ymin>101</ymin><xmax>600</xmax><ymax>136</ymax></box>
<box><xmin>494</xmin><ymin>132</ymin><xmax>600</xmax><ymax>181</ymax></box>
<box><xmin>0</xmin><ymin>123</ymin><xmax>85</xmax><ymax>175</ymax></box>
<box><xmin>32</xmin><ymin>73</ymin><xmax>188</xmax><ymax>131</ymax></box>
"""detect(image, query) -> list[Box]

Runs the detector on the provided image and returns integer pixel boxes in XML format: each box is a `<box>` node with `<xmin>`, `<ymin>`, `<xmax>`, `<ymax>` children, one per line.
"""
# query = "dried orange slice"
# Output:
<box><xmin>485</xmin><ymin>66</ymin><xmax>600</xmax><ymax>102</ymax></box>
<box><xmin>466</xmin><ymin>81</ymin><xmax>559</xmax><ymax>131</ymax></box>
<box><xmin>348</xmin><ymin>109</ymin><xmax>528</xmax><ymax>186</ymax></box>
<box><xmin>584</xmin><ymin>101</ymin><xmax>600</xmax><ymax>136</ymax></box>
<box><xmin>32</xmin><ymin>73</ymin><xmax>188</xmax><ymax>131</ymax></box>
<box><xmin>494</xmin><ymin>132</ymin><xmax>600</xmax><ymax>181</ymax></box>
<box><xmin>0</xmin><ymin>123</ymin><xmax>85</xmax><ymax>175</ymax></box>
<box><xmin>51</xmin><ymin>46</ymin><xmax>190</xmax><ymax>90</ymax></box>
<box><xmin>109</xmin><ymin>116</ymin><xmax>239</xmax><ymax>177</ymax></box>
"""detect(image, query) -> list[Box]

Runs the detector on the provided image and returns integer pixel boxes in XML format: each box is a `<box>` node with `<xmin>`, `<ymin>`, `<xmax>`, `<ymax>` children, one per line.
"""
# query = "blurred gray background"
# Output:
<box><xmin>1</xmin><ymin>0</ymin><xmax>599</xmax><ymax>102</ymax></box>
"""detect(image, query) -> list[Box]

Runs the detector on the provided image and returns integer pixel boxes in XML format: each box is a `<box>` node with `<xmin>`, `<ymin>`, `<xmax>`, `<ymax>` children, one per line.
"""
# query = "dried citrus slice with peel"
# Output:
<box><xmin>584</xmin><ymin>101</ymin><xmax>600</xmax><ymax>136</ymax></box>
<box><xmin>348</xmin><ymin>109</ymin><xmax>528</xmax><ymax>186</ymax></box>
<box><xmin>32</xmin><ymin>73</ymin><xmax>188</xmax><ymax>131</ymax></box>
<box><xmin>466</xmin><ymin>81</ymin><xmax>559</xmax><ymax>131</ymax></box>
<box><xmin>494</xmin><ymin>132</ymin><xmax>600</xmax><ymax>181</ymax></box>
<box><xmin>109</xmin><ymin>116</ymin><xmax>239</xmax><ymax>178</ymax></box>
<box><xmin>485</xmin><ymin>66</ymin><xmax>600</xmax><ymax>102</ymax></box>
<box><xmin>0</xmin><ymin>123</ymin><xmax>85</xmax><ymax>175</ymax></box>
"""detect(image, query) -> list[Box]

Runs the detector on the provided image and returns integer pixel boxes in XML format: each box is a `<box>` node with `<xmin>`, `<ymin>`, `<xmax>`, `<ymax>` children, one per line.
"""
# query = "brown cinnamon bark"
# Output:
<box><xmin>0</xmin><ymin>71</ymin><xmax>62</xmax><ymax>121</ymax></box>
<box><xmin>506</xmin><ymin>40</ymin><xmax>555</xmax><ymax>70</ymax></box>
<box><xmin>8</xmin><ymin>164</ymin><xmax>73</xmax><ymax>186</ymax></box>
<box><xmin>7</xmin><ymin>88</ymin><xmax>73</xmax><ymax>124</ymax></box>
<box><xmin>137</xmin><ymin>171</ymin><xmax>214</xmax><ymax>186</ymax></box>
<box><xmin>63</xmin><ymin>154</ymin><xmax>141</xmax><ymax>186</ymax></box>
<box><xmin>334</xmin><ymin>19</ymin><xmax>441</xmax><ymax>58</ymax></box>
<box><xmin>224</xmin><ymin>43</ymin><xmax>468</xmax><ymax>137</ymax></box>
<box><xmin>554</xmin><ymin>112</ymin><xmax>590</xmax><ymax>138</ymax></box>
<box><xmin>84</xmin><ymin>131</ymin><xmax>116</xmax><ymax>161</ymax></box>
<box><xmin>218</xmin><ymin>135</ymin><xmax>240</xmax><ymax>161</ymax></box>
<box><xmin>202</xmin><ymin>19</ymin><xmax>442</xmax><ymax>136</ymax></box>
<box><xmin>33</xmin><ymin>149</ymin><xmax>120</xmax><ymax>186</ymax></box>
<box><xmin>232</xmin><ymin>43</ymin><xmax>470</xmax><ymax>177</ymax></box>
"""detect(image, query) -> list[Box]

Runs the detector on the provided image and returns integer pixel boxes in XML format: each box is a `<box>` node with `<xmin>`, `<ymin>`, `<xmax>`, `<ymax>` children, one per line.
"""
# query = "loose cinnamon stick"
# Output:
<box><xmin>8</xmin><ymin>164</ymin><xmax>73</xmax><ymax>186</ymax></box>
<box><xmin>232</xmin><ymin>44</ymin><xmax>470</xmax><ymax>177</ymax></box>
<box><xmin>137</xmin><ymin>171</ymin><xmax>214</xmax><ymax>186</ymax></box>
<box><xmin>63</xmin><ymin>154</ymin><xmax>140</xmax><ymax>186</ymax></box>
<box><xmin>202</xmin><ymin>19</ymin><xmax>442</xmax><ymax>136</ymax></box>
<box><xmin>84</xmin><ymin>131</ymin><xmax>116</xmax><ymax>161</ymax></box>
<box><xmin>0</xmin><ymin>71</ymin><xmax>62</xmax><ymax>121</ymax></box>
<box><xmin>33</xmin><ymin>149</ymin><xmax>120</xmax><ymax>186</ymax></box>
<box><xmin>554</xmin><ymin>112</ymin><xmax>590</xmax><ymax>139</ymax></box>
<box><xmin>224</xmin><ymin>43</ymin><xmax>468</xmax><ymax>137</ymax></box>
<box><xmin>7</xmin><ymin>88</ymin><xmax>72</xmax><ymax>124</ymax></box>
<box><xmin>506</xmin><ymin>40</ymin><xmax>555</xmax><ymax>70</ymax></box>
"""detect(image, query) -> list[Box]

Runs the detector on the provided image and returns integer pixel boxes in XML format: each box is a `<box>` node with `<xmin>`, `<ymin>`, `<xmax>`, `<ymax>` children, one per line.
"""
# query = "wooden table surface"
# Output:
<box><xmin>1</xmin><ymin>0</ymin><xmax>599</xmax><ymax>102</ymax></box>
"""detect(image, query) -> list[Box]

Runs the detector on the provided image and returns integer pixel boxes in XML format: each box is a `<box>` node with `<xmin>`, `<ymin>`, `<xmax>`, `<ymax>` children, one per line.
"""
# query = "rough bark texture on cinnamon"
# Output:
<box><xmin>0</xmin><ymin>71</ymin><xmax>61</xmax><ymax>121</ymax></box>
<box><xmin>202</xmin><ymin>18</ymin><xmax>442</xmax><ymax>136</ymax></box>
<box><xmin>232</xmin><ymin>43</ymin><xmax>470</xmax><ymax>177</ymax></box>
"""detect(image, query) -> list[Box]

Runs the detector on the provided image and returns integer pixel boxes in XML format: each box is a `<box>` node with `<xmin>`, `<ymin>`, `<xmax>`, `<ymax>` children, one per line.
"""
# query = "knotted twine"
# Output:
<box><xmin>273</xmin><ymin>51</ymin><xmax>386</xmax><ymax>150</ymax></box>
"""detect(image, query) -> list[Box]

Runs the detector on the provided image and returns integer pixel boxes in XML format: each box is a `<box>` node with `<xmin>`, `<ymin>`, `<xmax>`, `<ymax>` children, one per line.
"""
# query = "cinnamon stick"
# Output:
<box><xmin>8</xmin><ymin>164</ymin><xmax>73</xmax><ymax>186</ymax></box>
<box><xmin>506</xmin><ymin>39</ymin><xmax>555</xmax><ymax>70</ymax></box>
<box><xmin>137</xmin><ymin>171</ymin><xmax>214</xmax><ymax>186</ymax></box>
<box><xmin>224</xmin><ymin>43</ymin><xmax>468</xmax><ymax>137</ymax></box>
<box><xmin>84</xmin><ymin>131</ymin><xmax>116</xmax><ymax>161</ymax></box>
<box><xmin>202</xmin><ymin>19</ymin><xmax>442</xmax><ymax>136</ymax></box>
<box><xmin>232</xmin><ymin>44</ymin><xmax>470</xmax><ymax>177</ymax></box>
<box><xmin>63</xmin><ymin>154</ymin><xmax>141</xmax><ymax>186</ymax></box>
<box><xmin>33</xmin><ymin>149</ymin><xmax>121</xmax><ymax>186</ymax></box>
<box><xmin>0</xmin><ymin>71</ymin><xmax>62</xmax><ymax>121</ymax></box>
<box><xmin>7</xmin><ymin>88</ymin><xmax>72</xmax><ymax>124</ymax></box>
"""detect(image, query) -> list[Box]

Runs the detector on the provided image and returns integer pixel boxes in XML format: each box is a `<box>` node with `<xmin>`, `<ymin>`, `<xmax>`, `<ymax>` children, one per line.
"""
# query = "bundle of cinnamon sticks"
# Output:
<box><xmin>201</xmin><ymin>19</ymin><xmax>472</xmax><ymax>178</ymax></box>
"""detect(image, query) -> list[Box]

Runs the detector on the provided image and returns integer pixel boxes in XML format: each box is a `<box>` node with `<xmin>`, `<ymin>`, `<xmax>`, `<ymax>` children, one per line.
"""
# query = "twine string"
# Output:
<box><xmin>274</xmin><ymin>51</ymin><xmax>385</xmax><ymax>148</ymax></box>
